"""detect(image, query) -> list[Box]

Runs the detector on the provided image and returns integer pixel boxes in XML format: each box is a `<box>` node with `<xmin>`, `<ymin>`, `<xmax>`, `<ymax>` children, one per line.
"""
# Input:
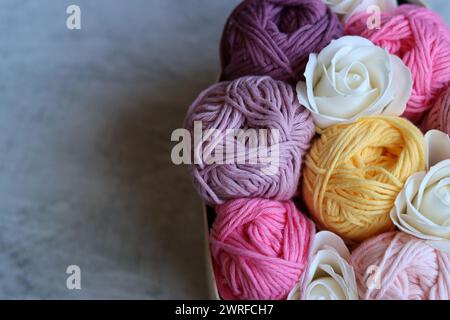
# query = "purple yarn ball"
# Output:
<box><xmin>184</xmin><ymin>76</ymin><xmax>315</xmax><ymax>205</ymax></box>
<box><xmin>220</xmin><ymin>0</ymin><xmax>343</xmax><ymax>83</ymax></box>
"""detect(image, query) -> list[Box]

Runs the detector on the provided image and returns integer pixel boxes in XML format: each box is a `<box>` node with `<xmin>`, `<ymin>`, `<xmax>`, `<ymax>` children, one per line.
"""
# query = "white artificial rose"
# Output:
<box><xmin>390</xmin><ymin>130</ymin><xmax>450</xmax><ymax>252</ymax></box>
<box><xmin>288</xmin><ymin>231</ymin><xmax>358</xmax><ymax>300</ymax></box>
<box><xmin>296</xmin><ymin>36</ymin><xmax>412</xmax><ymax>129</ymax></box>
<box><xmin>324</xmin><ymin>0</ymin><xmax>397</xmax><ymax>22</ymax></box>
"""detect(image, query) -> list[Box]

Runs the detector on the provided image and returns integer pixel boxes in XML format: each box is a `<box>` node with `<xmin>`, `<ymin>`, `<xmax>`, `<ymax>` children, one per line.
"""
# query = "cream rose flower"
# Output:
<box><xmin>390</xmin><ymin>130</ymin><xmax>450</xmax><ymax>252</ymax></box>
<box><xmin>288</xmin><ymin>231</ymin><xmax>358</xmax><ymax>300</ymax></box>
<box><xmin>296</xmin><ymin>36</ymin><xmax>412</xmax><ymax>129</ymax></box>
<box><xmin>324</xmin><ymin>0</ymin><xmax>397</xmax><ymax>22</ymax></box>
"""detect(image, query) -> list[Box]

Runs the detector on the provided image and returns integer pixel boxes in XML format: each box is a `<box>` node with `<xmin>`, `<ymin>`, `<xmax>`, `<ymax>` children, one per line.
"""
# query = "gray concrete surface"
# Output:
<box><xmin>0</xmin><ymin>0</ymin><xmax>448</xmax><ymax>299</ymax></box>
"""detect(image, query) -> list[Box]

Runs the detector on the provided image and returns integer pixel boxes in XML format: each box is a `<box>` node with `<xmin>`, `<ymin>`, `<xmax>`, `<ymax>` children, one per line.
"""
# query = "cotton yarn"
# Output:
<box><xmin>184</xmin><ymin>76</ymin><xmax>314</xmax><ymax>206</ymax></box>
<box><xmin>422</xmin><ymin>86</ymin><xmax>450</xmax><ymax>135</ymax></box>
<box><xmin>350</xmin><ymin>232</ymin><xmax>450</xmax><ymax>300</ymax></box>
<box><xmin>345</xmin><ymin>5</ymin><xmax>450</xmax><ymax>123</ymax></box>
<box><xmin>210</xmin><ymin>198</ymin><xmax>314</xmax><ymax>300</ymax></box>
<box><xmin>180</xmin><ymin>0</ymin><xmax>450</xmax><ymax>301</ymax></box>
<box><xmin>220</xmin><ymin>0</ymin><xmax>343</xmax><ymax>83</ymax></box>
<box><xmin>302</xmin><ymin>116</ymin><xmax>425</xmax><ymax>243</ymax></box>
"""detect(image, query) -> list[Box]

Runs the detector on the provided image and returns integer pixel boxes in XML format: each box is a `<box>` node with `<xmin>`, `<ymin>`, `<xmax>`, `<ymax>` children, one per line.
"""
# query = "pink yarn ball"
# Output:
<box><xmin>345</xmin><ymin>5</ymin><xmax>450</xmax><ymax>123</ymax></box>
<box><xmin>422</xmin><ymin>86</ymin><xmax>450</xmax><ymax>135</ymax></box>
<box><xmin>210</xmin><ymin>198</ymin><xmax>314</xmax><ymax>300</ymax></box>
<box><xmin>350</xmin><ymin>232</ymin><xmax>450</xmax><ymax>300</ymax></box>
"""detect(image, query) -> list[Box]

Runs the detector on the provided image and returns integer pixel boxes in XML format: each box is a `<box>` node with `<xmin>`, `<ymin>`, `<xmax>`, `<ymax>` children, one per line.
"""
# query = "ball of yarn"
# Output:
<box><xmin>350</xmin><ymin>232</ymin><xmax>450</xmax><ymax>300</ymax></box>
<box><xmin>302</xmin><ymin>116</ymin><xmax>425</xmax><ymax>243</ymax></box>
<box><xmin>184</xmin><ymin>76</ymin><xmax>315</xmax><ymax>205</ymax></box>
<box><xmin>345</xmin><ymin>5</ymin><xmax>450</xmax><ymax>123</ymax></box>
<box><xmin>422</xmin><ymin>86</ymin><xmax>450</xmax><ymax>135</ymax></box>
<box><xmin>210</xmin><ymin>198</ymin><xmax>314</xmax><ymax>300</ymax></box>
<box><xmin>220</xmin><ymin>0</ymin><xmax>343</xmax><ymax>83</ymax></box>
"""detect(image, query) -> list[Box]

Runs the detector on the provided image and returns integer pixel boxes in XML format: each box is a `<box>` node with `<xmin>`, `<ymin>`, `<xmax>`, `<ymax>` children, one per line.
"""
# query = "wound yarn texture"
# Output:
<box><xmin>220</xmin><ymin>0</ymin><xmax>343</xmax><ymax>83</ymax></box>
<box><xmin>422</xmin><ymin>86</ymin><xmax>450</xmax><ymax>135</ymax></box>
<box><xmin>350</xmin><ymin>232</ymin><xmax>450</xmax><ymax>300</ymax></box>
<box><xmin>210</xmin><ymin>198</ymin><xmax>314</xmax><ymax>300</ymax></box>
<box><xmin>184</xmin><ymin>76</ymin><xmax>315</xmax><ymax>206</ymax></box>
<box><xmin>345</xmin><ymin>5</ymin><xmax>450</xmax><ymax>123</ymax></box>
<box><xmin>302</xmin><ymin>116</ymin><xmax>425</xmax><ymax>243</ymax></box>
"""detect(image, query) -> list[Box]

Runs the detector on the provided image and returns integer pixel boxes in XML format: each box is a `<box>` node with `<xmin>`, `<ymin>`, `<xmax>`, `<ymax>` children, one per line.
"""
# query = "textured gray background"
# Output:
<box><xmin>0</xmin><ymin>0</ymin><xmax>448</xmax><ymax>299</ymax></box>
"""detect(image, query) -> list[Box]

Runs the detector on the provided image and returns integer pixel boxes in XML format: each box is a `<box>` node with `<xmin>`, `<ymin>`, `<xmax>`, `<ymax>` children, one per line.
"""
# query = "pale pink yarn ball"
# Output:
<box><xmin>350</xmin><ymin>232</ymin><xmax>450</xmax><ymax>300</ymax></box>
<box><xmin>422</xmin><ymin>86</ymin><xmax>450</xmax><ymax>135</ymax></box>
<box><xmin>210</xmin><ymin>198</ymin><xmax>314</xmax><ymax>300</ymax></box>
<box><xmin>345</xmin><ymin>5</ymin><xmax>450</xmax><ymax>123</ymax></box>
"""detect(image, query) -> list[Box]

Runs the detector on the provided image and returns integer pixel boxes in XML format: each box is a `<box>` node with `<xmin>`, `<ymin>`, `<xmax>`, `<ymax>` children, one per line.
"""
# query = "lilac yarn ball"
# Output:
<box><xmin>184</xmin><ymin>76</ymin><xmax>315</xmax><ymax>205</ymax></box>
<box><xmin>422</xmin><ymin>86</ymin><xmax>450</xmax><ymax>135</ymax></box>
<box><xmin>220</xmin><ymin>0</ymin><xmax>343</xmax><ymax>83</ymax></box>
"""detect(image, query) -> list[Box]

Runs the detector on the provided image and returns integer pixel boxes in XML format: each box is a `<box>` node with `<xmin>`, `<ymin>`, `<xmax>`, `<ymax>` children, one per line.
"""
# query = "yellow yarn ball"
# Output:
<box><xmin>302</xmin><ymin>116</ymin><xmax>425</xmax><ymax>243</ymax></box>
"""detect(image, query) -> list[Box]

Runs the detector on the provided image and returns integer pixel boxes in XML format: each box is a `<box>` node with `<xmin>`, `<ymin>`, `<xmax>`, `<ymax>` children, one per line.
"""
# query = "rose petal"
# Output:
<box><xmin>317</xmin><ymin>264</ymin><xmax>358</xmax><ymax>299</ymax></box>
<box><xmin>381</xmin><ymin>54</ymin><xmax>411</xmax><ymax>116</ymax></box>
<box><xmin>424</xmin><ymin>130</ymin><xmax>450</xmax><ymax>169</ymax></box>
<box><xmin>317</xmin><ymin>36</ymin><xmax>374</xmax><ymax>67</ymax></box>
<box><xmin>313</xmin><ymin>231</ymin><xmax>351</xmax><ymax>259</ymax></box>
<box><xmin>315</xmin><ymin>88</ymin><xmax>379</xmax><ymax>118</ymax></box>
<box><xmin>287</xmin><ymin>283</ymin><xmax>302</xmax><ymax>300</ymax></box>
<box><xmin>298</xmin><ymin>54</ymin><xmax>319</xmax><ymax>113</ymax></box>
<box><xmin>314</xmin><ymin>63</ymin><xmax>341</xmax><ymax>97</ymax></box>
<box><xmin>415</xmin><ymin>160</ymin><xmax>450</xmax><ymax>210</ymax></box>
<box><xmin>305</xmin><ymin>276</ymin><xmax>346</xmax><ymax>300</ymax></box>
<box><xmin>302</xmin><ymin>249</ymin><xmax>358</xmax><ymax>300</ymax></box>
<box><xmin>416</xmin><ymin>177</ymin><xmax>450</xmax><ymax>225</ymax></box>
<box><xmin>337</xmin><ymin>62</ymin><xmax>371</xmax><ymax>94</ymax></box>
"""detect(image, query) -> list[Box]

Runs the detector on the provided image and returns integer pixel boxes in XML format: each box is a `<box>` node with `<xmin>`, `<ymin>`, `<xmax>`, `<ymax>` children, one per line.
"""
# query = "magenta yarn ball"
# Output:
<box><xmin>210</xmin><ymin>198</ymin><xmax>314</xmax><ymax>300</ymax></box>
<box><xmin>220</xmin><ymin>0</ymin><xmax>343</xmax><ymax>83</ymax></box>
<box><xmin>422</xmin><ymin>86</ymin><xmax>450</xmax><ymax>135</ymax></box>
<box><xmin>183</xmin><ymin>76</ymin><xmax>315</xmax><ymax>206</ymax></box>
